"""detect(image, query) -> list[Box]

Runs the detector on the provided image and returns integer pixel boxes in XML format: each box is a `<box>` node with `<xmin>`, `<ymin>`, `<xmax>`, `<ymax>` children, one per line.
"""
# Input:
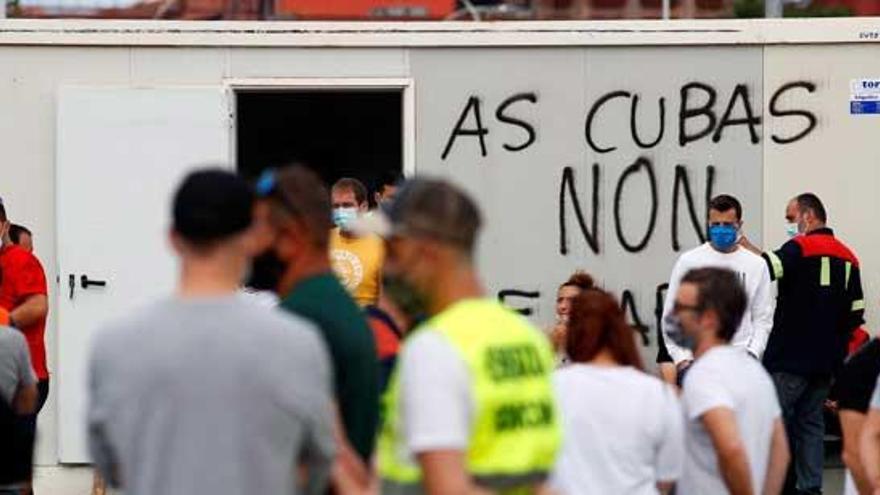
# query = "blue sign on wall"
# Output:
<box><xmin>851</xmin><ymin>101</ymin><xmax>880</xmax><ymax>114</ymax></box>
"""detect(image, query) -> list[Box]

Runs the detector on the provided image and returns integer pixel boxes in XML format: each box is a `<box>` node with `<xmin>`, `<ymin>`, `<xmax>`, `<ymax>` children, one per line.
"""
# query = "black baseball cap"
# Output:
<box><xmin>172</xmin><ymin>168</ymin><xmax>254</xmax><ymax>243</ymax></box>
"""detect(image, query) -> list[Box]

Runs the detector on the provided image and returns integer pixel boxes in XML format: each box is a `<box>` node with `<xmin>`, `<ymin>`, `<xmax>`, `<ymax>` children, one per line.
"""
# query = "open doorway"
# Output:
<box><xmin>235</xmin><ymin>88</ymin><xmax>405</xmax><ymax>202</ymax></box>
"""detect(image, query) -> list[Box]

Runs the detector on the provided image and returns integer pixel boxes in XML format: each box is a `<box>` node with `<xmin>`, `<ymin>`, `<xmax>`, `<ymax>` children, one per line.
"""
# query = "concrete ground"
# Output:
<box><xmin>34</xmin><ymin>466</ymin><xmax>848</xmax><ymax>495</ymax></box>
<box><xmin>825</xmin><ymin>467</ymin><xmax>846</xmax><ymax>494</ymax></box>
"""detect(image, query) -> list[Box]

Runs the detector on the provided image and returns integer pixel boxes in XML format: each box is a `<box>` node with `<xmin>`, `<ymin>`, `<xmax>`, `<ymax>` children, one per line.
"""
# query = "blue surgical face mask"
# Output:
<box><xmin>708</xmin><ymin>224</ymin><xmax>738</xmax><ymax>251</ymax></box>
<box><xmin>332</xmin><ymin>207</ymin><xmax>358</xmax><ymax>229</ymax></box>
<box><xmin>785</xmin><ymin>222</ymin><xmax>799</xmax><ymax>239</ymax></box>
<box><xmin>665</xmin><ymin>314</ymin><xmax>698</xmax><ymax>352</ymax></box>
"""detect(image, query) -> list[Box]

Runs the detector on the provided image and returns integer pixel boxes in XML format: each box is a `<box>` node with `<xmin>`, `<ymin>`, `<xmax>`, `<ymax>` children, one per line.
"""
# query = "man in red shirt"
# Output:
<box><xmin>0</xmin><ymin>201</ymin><xmax>49</xmax><ymax>415</ymax></box>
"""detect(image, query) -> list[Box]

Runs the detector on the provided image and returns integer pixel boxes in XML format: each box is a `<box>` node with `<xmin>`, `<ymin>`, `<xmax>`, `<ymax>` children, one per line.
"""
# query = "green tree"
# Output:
<box><xmin>733</xmin><ymin>0</ymin><xmax>852</xmax><ymax>17</ymax></box>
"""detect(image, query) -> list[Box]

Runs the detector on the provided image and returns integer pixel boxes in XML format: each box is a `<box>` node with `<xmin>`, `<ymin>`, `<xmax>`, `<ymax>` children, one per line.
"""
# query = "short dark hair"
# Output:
<box><xmin>680</xmin><ymin>267</ymin><xmax>747</xmax><ymax>342</ymax></box>
<box><xmin>708</xmin><ymin>194</ymin><xmax>742</xmax><ymax>221</ymax></box>
<box><xmin>272</xmin><ymin>165</ymin><xmax>333</xmax><ymax>250</ymax></box>
<box><xmin>0</xmin><ymin>200</ymin><xmax>7</xmax><ymax>223</ymax></box>
<box><xmin>9</xmin><ymin>224</ymin><xmax>31</xmax><ymax>244</ymax></box>
<box><xmin>566</xmin><ymin>289</ymin><xmax>644</xmax><ymax>370</ymax></box>
<box><xmin>796</xmin><ymin>193</ymin><xmax>827</xmax><ymax>223</ymax></box>
<box><xmin>172</xmin><ymin>169</ymin><xmax>254</xmax><ymax>248</ymax></box>
<box><xmin>376</xmin><ymin>171</ymin><xmax>404</xmax><ymax>195</ymax></box>
<box><xmin>333</xmin><ymin>178</ymin><xmax>368</xmax><ymax>206</ymax></box>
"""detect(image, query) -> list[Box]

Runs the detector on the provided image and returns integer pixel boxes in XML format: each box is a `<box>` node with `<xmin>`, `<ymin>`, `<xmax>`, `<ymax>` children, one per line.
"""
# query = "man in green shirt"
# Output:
<box><xmin>254</xmin><ymin>165</ymin><xmax>379</xmax><ymax>466</ymax></box>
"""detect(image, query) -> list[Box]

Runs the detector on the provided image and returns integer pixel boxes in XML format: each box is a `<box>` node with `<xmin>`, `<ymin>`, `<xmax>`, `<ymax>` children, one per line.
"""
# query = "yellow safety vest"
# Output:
<box><xmin>378</xmin><ymin>299</ymin><xmax>561</xmax><ymax>494</ymax></box>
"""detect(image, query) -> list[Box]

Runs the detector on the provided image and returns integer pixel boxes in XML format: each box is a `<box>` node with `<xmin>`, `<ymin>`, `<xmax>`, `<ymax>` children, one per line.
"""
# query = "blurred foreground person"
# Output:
<box><xmin>366</xmin><ymin>292</ymin><xmax>410</xmax><ymax>394</ymax></box>
<box><xmin>0</xmin><ymin>324</ymin><xmax>37</xmax><ymax>495</ymax></box>
<box><xmin>550</xmin><ymin>289</ymin><xmax>683</xmax><ymax>494</ymax></box>
<box><xmin>670</xmin><ymin>267</ymin><xmax>789</xmax><ymax>495</ymax></box>
<box><xmin>549</xmin><ymin>272</ymin><xmax>594</xmax><ymax>364</ymax></box>
<box><xmin>88</xmin><ymin>169</ymin><xmax>335</xmax><ymax>495</ymax></box>
<box><xmin>369</xmin><ymin>178</ymin><xmax>560</xmax><ymax>495</ymax></box>
<box><xmin>831</xmin><ymin>337</ymin><xmax>880</xmax><ymax>494</ymax></box>
<box><xmin>255</xmin><ymin>166</ymin><xmax>379</xmax><ymax>470</ymax></box>
<box><xmin>857</xmin><ymin>374</ymin><xmax>880</xmax><ymax>494</ymax></box>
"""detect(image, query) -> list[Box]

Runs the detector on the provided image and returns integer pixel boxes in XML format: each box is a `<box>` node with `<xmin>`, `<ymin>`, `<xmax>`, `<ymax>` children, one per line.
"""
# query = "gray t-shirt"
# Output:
<box><xmin>88</xmin><ymin>296</ymin><xmax>335</xmax><ymax>495</ymax></box>
<box><xmin>0</xmin><ymin>326</ymin><xmax>35</xmax><ymax>407</ymax></box>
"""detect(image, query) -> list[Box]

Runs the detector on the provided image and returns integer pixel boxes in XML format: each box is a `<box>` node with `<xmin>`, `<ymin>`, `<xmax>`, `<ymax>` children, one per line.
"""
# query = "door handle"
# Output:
<box><xmin>80</xmin><ymin>275</ymin><xmax>107</xmax><ymax>290</ymax></box>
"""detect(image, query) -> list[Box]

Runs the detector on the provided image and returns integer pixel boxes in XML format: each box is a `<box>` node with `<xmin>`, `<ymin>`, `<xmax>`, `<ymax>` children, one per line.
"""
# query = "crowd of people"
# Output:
<box><xmin>3</xmin><ymin>164</ymin><xmax>880</xmax><ymax>495</ymax></box>
<box><xmin>0</xmin><ymin>199</ymin><xmax>49</xmax><ymax>495</ymax></box>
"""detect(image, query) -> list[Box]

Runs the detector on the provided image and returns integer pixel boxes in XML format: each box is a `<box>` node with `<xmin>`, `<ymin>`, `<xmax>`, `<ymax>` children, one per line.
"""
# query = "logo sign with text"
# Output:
<box><xmin>851</xmin><ymin>79</ymin><xmax>880</xmax><ymax>114</ymax></box>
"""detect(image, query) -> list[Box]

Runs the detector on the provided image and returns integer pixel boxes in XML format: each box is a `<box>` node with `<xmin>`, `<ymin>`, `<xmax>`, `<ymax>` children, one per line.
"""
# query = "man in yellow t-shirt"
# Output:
<box><xmin>330</xmin><ymin>178</ymin><xmax>385</xmax><ymax>307</ymax></box>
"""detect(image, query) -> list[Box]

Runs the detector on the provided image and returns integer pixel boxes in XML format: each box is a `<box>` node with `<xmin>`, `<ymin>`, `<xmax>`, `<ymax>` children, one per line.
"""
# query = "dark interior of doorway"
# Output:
<box><xmin>236</xmin><ymin>90</ymin><xmax>403</xmax><ymax>204</ymax></box>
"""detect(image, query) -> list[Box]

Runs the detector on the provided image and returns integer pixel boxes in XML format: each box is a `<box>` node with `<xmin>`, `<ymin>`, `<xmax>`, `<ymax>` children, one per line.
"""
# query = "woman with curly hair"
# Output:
<box><xmin>550</xmin><ymin>271</ymin><xmax>595</xmax><ymax>363</ymax></box>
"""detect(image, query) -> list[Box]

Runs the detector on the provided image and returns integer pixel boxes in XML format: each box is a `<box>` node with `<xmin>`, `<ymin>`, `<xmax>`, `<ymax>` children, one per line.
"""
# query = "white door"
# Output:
<box><xmin>56</xmin><ymin>87</ymin><xmax>232</xmax><ymax>462</ymax></box>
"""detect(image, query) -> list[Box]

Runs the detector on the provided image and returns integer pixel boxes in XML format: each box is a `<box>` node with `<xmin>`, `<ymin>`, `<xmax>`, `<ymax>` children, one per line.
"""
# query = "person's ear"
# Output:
<box><xmin>169</xmin><ymin>230</ymin><xmax>185</xmax><ymax>257</ymax></box>
<box><xmin>374</xmin><ymin>192</ymin><xmax>382</xmax><ymax>205</ymax></box>
<box><xmin>425</xmin><ymin>242</ymin><xmax>457</xmax><ymax>269</ymax></box>
<box><xmin>700</xmin><ymin>308</ymin><xmax>720</xmax><ymax>336</ymax></box>
<box><xmin>245</xmin><ymin>206</ymin><xmax>278</xmax><ymax>258</ymax></box>
<box><xmin>274</xmin><ymin>228</ymin><xmax>296</xmax><ymax>262</ymax></box>
<box><xmin>240</xmin><ymin>226</ymin><xmax>265</xmax><ymax>258</ymax></box>
<box><xmin>277</xmin><ymin>217</ymin><xmax>313</xmax><ymax>262</ymax></box>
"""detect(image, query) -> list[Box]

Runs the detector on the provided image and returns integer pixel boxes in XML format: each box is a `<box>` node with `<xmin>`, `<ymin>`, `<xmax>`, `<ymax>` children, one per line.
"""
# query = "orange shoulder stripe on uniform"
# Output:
<box><xmin>794</xmin><ymin>234</ymin><xmax>859</xmax><ymax>266</ymax></box>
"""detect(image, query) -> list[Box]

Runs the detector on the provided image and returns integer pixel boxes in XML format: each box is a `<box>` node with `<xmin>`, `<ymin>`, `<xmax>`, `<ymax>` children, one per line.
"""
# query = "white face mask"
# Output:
<box><xmin>332</xmin><ymin>207</ymin><xmax>359</xmax><ymax>229</ymax></box>
<box><xmin>785</xmin><ymin>222</ymin><xmax>800</xmax><ymax>239</ymax></box>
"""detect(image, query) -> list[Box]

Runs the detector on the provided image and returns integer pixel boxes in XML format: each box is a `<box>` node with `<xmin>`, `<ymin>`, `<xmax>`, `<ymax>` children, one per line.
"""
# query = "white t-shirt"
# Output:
<box><xmin>679</xmin><ymin>346</ymin><xmax>781</xmax><ymax>495</ymax></box>
<box><xmin>237</xmin><ymin>288</ymin><xmax>279</xmax><ymax>308</ymax></box>
<box><xmin>399</xmin><ymin>330</ymin><xmax>474</xmax><ymax>454</ymax></box>
<box><xmin>844</xmin><ymin>470</ymin><xmax>857</xmax><ymax>495</ymax></box>
<box><xmin>550</xmin><ymin>365</ymin><xmax>684</xmax><ymax>495</ymax></box>
<box><xmin>662</xmin><ymin>243</ymin><xmax>775</xmax><ymax>363</ymax></box>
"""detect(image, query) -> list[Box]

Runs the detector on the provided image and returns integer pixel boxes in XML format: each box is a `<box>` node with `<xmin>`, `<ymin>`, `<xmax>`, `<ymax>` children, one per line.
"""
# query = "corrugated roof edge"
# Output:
<box><xmin>0</xmin><ymin>18</ymin><xmax>878</xmax><ymax>46</ymax></box>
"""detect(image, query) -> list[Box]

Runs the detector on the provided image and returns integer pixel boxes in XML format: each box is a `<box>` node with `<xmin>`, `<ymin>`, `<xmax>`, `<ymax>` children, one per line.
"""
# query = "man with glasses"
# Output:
<box><xmin>669</xmin><ymin>267</ymin><xmax>789</xmax><ymax>495</ymax></box>
<box><xmin>661</xmin><ymin>194</ymin><xmax>774</xmax><ymax>385</ymax></box>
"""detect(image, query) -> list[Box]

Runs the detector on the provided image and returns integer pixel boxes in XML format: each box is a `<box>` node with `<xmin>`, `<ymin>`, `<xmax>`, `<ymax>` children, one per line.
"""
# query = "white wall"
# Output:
<box><xmin>0</xmin><ymin>43</ymin><xmax>408</xmax><ymax>464</ymax></box>
<box><xmin>0</xmin><ymin>20</ymin><xmax>876</xmax><ymax>463</ymax></box>
<box><xmin>410</xmin><ymin>46</ymin><xmax>765</xmax><ymax>363</ymax></box>
<box><xmin>763</xmin><ymin>44</ymin><xmax>880</xmax><ymax>330</ymax></box>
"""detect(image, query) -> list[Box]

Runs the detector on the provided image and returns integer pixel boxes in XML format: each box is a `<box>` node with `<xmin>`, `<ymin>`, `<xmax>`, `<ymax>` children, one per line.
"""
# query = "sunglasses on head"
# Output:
<box><xmin>255</xmin><ymin>169</ymin><xmax>299</xmax><ymax>216</ymax></box>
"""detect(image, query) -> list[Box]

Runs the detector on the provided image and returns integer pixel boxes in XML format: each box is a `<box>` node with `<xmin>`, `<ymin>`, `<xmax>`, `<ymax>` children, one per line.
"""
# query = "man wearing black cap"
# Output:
<box><xmin>87</xmin><ymin>169</ymin><xmax>335</xmax><ymax>495</ymax></box>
